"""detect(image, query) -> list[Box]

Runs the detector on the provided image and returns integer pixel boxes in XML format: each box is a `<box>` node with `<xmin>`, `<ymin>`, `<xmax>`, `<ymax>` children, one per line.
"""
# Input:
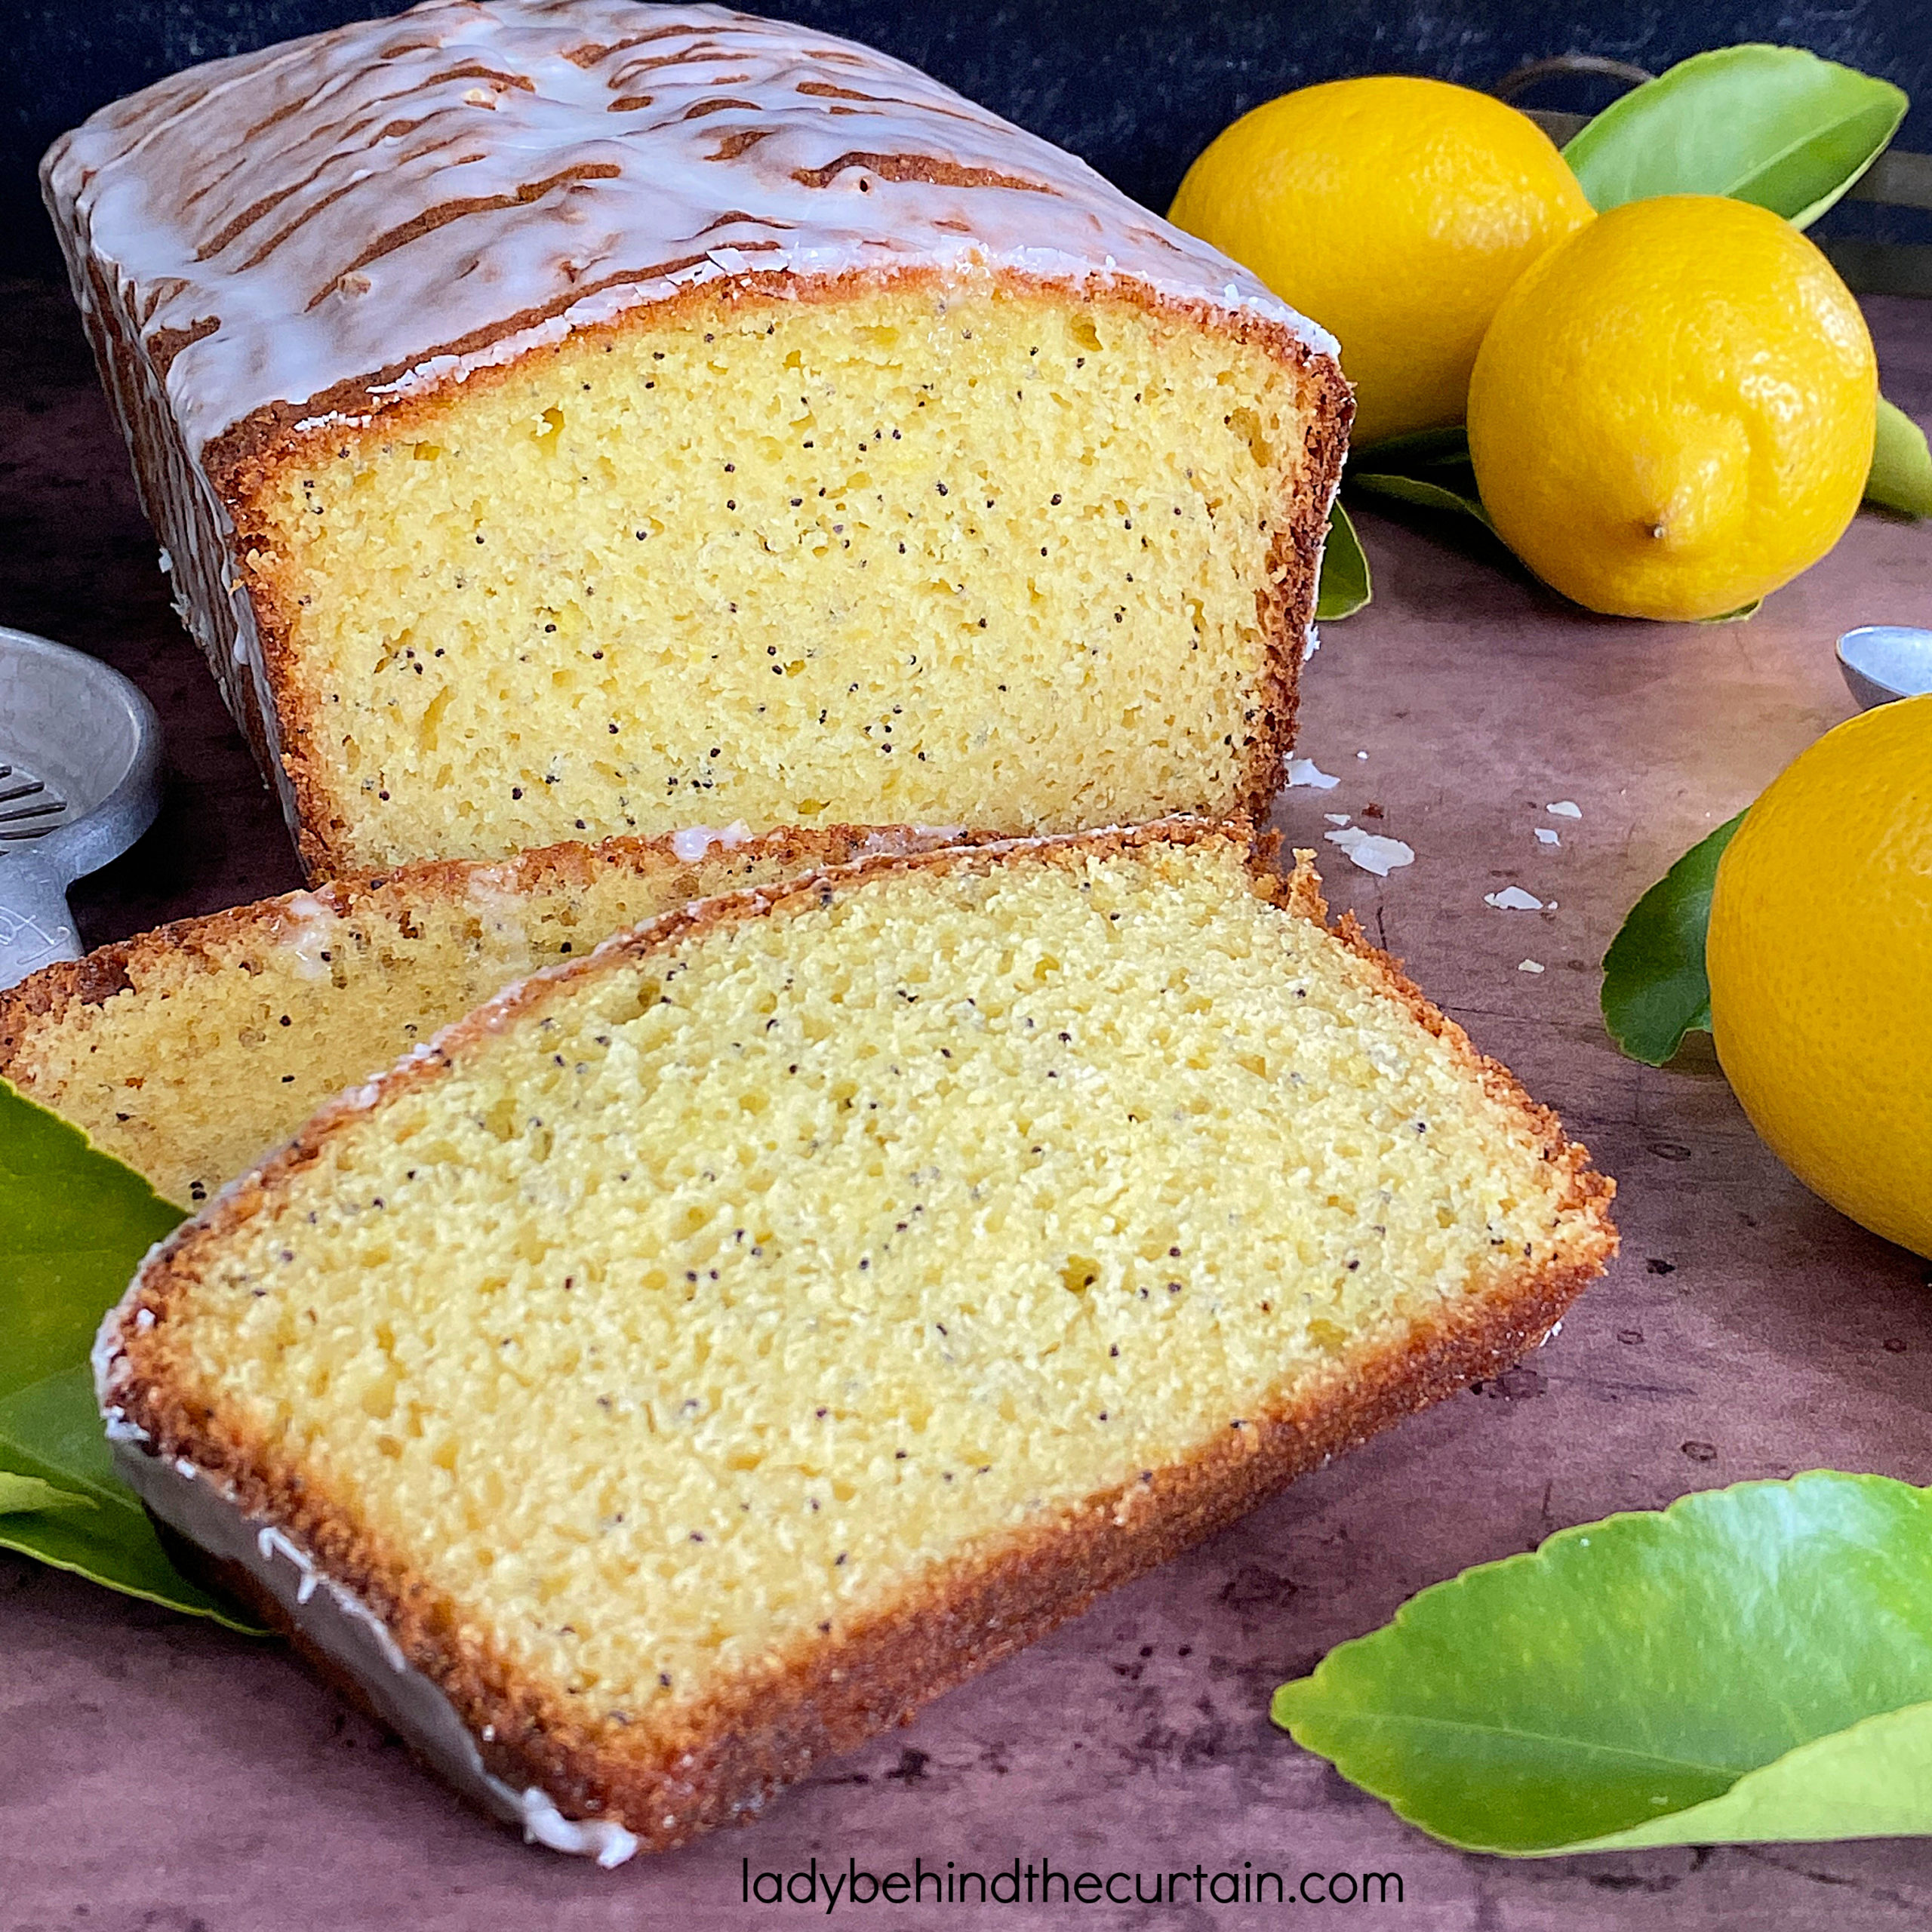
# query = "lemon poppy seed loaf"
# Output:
<box><xmin>0</xmin><ymin>823</ymin><xmax>957</xmax><ymax>1208</ymax></box>
<box><xmin>42</xmin><ymin>0</ymin><xmax>1349</xmax><ymax>876</ymax></box>
<box><xmin>99</xmin><ymin>823</ymin><xmax>1615</xmax><ymax>1859</ymax></box>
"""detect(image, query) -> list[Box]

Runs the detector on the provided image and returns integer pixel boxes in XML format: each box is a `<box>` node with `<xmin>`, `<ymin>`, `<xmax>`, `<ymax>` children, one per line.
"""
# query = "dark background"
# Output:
<box><xmin>8</xmin><ymin>1</ymin><xmax>1931</xmax><ymax>283</ymax></box>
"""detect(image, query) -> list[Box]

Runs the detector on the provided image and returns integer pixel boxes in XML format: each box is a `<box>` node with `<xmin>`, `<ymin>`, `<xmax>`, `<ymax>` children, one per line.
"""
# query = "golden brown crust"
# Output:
<box><xmin>1235</xmin><ymin>371</ymin><xmax>1352</xmax><ymax>823</ymax></box>
<box><xmin>203</xmin><ymin>269</ymin><xmax>1347</xmax><ymax>878</ymax></box>
<box><xmin>107</xmin><ymin>822</ymin><xmax>1615</xmax><ymax>1854</ymax></box>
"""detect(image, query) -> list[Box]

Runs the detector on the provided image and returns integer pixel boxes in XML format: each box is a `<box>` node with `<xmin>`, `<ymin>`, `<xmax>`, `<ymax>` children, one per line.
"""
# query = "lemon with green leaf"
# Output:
<box><xmin>1469</xmin><ymin>195</ymin><xmax>1877</xmax><ymax>620</ymax></box>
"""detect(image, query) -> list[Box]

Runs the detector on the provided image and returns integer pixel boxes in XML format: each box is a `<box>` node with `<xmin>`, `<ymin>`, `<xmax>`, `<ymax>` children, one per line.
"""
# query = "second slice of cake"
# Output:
<box><xmin>98</xmin><ymin>823</ymin><xmax>1614</xmax><ymax>1858</ymax></box>
<box><xmin>0</xmin><ymin>824</ymin><xmax>961</xmax><ymax>1208</ymax></box>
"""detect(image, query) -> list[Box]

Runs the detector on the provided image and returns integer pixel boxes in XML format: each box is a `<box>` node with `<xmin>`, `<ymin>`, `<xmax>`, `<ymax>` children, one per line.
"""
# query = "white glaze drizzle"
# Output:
<box><xmin>465</xmin><ymin>869</ymin><xmax>540</xmax><ymax>968</ymax></box>
<box><xmin>667</xmin><ymin>820</ymin><xmax>752</xmax><ymax>862</ymax></box>
<box><xmin>43</xmin><ymin>0</ymin><xmax>1332</xmax><ymax>468</ymax></box>
<box><xmin>277</xmin><ymin>890</ymin><xmax>340</xmax><ymax>980</ymax></box>
<box><xmin>516</xmin><ymin>1786</ymin><xmax>641</xmax><ymax>1866</ymax></box>
<box><xmin>257</xmin><ymin>1524</ymin><xmax>325</xmax><ymax>1607</ymax></box>
<box><xmin>254</xmin><ymin>1523</ymin><xmax>411</xmax><ymax>1660</ymax></box>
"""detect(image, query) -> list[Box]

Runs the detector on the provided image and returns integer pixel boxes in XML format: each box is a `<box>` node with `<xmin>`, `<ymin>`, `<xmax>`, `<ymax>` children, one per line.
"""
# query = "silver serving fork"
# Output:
<box><xmin>0</xmin><ymin>760</ymin><xmax>69</xmax><ymax>840</ymax></box>
<box><xmin>0</xmin><ymin>627</ymin><xmax>162</xmax><ymax>987</ymax></box>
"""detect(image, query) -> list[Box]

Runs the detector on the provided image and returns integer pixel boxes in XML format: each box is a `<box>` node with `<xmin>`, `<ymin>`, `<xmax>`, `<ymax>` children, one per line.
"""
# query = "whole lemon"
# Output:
<box><xmin>1469</xmin><ymin>195</ymin><xmax>1877</xmax><ymax>621</ymax></box>
<box><xmin>1706</xmin><ymin>696</ymin><xmax>1932</xmax><ymax>1258</ymax></box>
<box><xmin>1169</xmin><ymin>77</ymin><xmax>1593</xmax><ymax>447</ymax></box>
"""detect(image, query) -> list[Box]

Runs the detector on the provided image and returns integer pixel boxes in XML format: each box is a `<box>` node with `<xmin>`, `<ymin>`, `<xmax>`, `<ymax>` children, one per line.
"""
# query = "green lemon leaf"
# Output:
<box><xmin>1600</xmin><ymin>811</ymin><xmax>1746</xmax><ymax>1065</ymax></box>
<box><xmin>1348</xmin><ymin>426</ymin><xmax>1472</xmax><ymax>472</ymax></box>
<box><xmin>1344</xmin><ymin>430</ymin><xmax>1497</xmax><ymax>534</ymax></box>
<box><xmin>1868</xmin><ymin>396</ymin><xmax>1932</xmax><ymax>518</ymax></box>
<box><xmin>1316</xmin><ymin>499</ymin><xmax>1371</xmax><ymax>620</ymax></box>
<box><xmin>1697</xmin><ymin>601</ymin><xmax>1763</xmax><ymax>624</ymax></box>
<box><xmin>1350</xmin><ymin>470</ymin><xmax>1497</xmax><ymax>533</ymax></box>
<box><xmin>0</xmin><ymin>1469</ymin><xmax>94</xmax><ymax>1516</ymax></box>
<box><xmin>1272</xmin><ymin>1473</ymin><xmax>1932</xmax><ymax>1855</ymax></box>
<box><xmin>0</xmin><ymin>1365</ymin><xmax>256</xmax><ymax>1627</ymax></box>
<box><xmin>0</xmin><ymin>1073</ymin><xmax>186</xmax><ymax>1399</ymax></box>
<box><xmin>1563</xmin><ymin>46</ymin><xmax>1908</xmax><ymax>229</ymax></box>
<box><xmin>0</xmin><ymin>1077</ymin><xmax>260</xmax><ymax>1629</ymax></box>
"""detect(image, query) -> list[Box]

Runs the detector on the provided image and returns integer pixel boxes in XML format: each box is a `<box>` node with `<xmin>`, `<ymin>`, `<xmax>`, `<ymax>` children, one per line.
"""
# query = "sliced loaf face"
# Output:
<box><xmin>242</xmin><ymin>280</ymin><xmax>1336</xmax><ymax>872</ymax></box>
<box><xmin>0</xmin><ymin>825</ymin><xmax>951</xmax><ymax>1208</ymax></box>
<box><xmin>44</xmin><ymin>1</ymin><xmax>1349</xmax><ymax>875</ymax></box>
<box><xmin>100</xmin><ymin>824</ymin><xmax>1614</xmax><ymax>1855</ymax></box>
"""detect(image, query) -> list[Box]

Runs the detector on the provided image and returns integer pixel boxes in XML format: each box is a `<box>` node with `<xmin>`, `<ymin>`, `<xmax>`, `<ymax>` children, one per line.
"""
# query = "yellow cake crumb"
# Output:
<box><xmin>248</xmin><ymin>287</ymin><xmax>1327</xmax><ymax>868</ymax></box>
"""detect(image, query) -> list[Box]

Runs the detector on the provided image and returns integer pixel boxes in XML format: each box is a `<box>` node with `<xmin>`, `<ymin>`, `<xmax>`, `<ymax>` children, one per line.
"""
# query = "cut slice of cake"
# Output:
<box><xmin>98</xmin><ymin>823</ymin><xmax>1615</xmax><ymax>1860</ymax></box>
<box><xmin>43</xmin><ymin>1</ymin><xmax>1349</xmax><ymax>877</ymax></box>
<box><xmin>0</xmin><ymin>823</ymin><xmax>955</xmax><ymax>1208</ymax></box>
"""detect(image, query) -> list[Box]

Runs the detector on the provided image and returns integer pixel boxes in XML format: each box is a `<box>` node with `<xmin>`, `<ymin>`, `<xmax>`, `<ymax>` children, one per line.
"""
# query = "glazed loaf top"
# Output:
<box><xmin>43</xmin><ymin>0</ymin><xmax>1333</xmax><ymax>466</ymax></box>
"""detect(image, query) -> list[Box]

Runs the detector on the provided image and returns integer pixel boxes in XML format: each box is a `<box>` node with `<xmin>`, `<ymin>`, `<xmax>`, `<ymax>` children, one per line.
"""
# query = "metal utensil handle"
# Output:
<box><xmin>0</xmin><ymin>848</ymin><xmax>82</xmax><ymax>986</ymax></box>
